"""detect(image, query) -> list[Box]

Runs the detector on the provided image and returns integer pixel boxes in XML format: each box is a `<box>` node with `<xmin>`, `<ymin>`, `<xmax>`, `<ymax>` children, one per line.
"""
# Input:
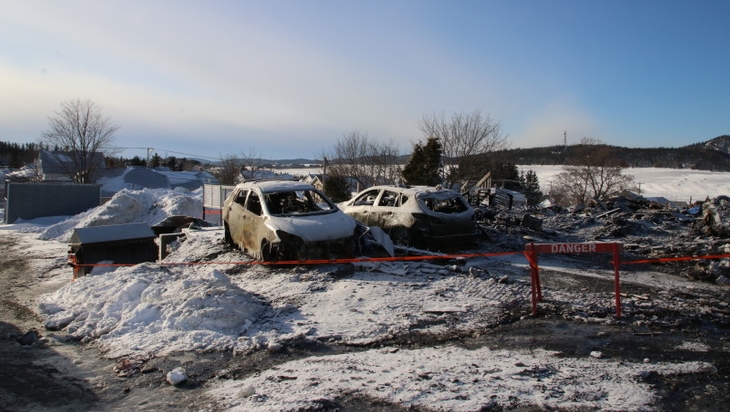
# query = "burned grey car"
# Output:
<box><xmin>340</xmin><ymin>185</ymin><xmax>477</xmax><ymax>249</ymax></box>
<box><xmin>223</xmin><ymin>180</ymin><xmax>359</xmax><ymax>261</ymax></box>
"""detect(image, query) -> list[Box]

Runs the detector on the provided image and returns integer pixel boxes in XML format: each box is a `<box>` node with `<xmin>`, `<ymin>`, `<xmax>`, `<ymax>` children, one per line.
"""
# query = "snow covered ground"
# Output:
<box><xmin>519</xmin><ymin>165</ymin><xmax>730</xmax><ymax>204</ymax></box>
<box><xmin>2</xmin><ymin>167</ymin><xmax>729</xmax><ymax>411</ymax></box>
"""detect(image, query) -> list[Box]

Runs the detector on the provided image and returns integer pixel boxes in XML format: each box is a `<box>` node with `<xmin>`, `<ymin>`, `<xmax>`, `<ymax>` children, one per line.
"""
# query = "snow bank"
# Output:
<box><xmin>37</xmin><ymin>187</ymin><xmax>203</xmax><ymax>242</ymax></box>
<box><xmin>39</xmin><ymin>264</ymin><xmax>265</xmax><ymax>357</ymax></box>
<box><xmin>35</xmin><ymin>225</ymin><xmax>528</xmax><ymax>358</ymax></box>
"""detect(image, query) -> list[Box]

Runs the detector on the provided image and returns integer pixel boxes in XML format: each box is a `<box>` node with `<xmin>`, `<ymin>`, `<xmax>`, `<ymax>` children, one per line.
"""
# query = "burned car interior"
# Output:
<box><xmin>421</xmin><ymin>194</ymin><xmax>470</xmax><ymax>214</ymax></box>
<box><xmin>264</xmin><ymin>191</ymin><xmax>332</xmax><ymax>215</ymax></box>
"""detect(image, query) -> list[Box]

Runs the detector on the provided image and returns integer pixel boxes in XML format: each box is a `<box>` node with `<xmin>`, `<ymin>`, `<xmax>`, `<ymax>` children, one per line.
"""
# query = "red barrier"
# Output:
<box><xmin>622</xmin><ymin>253</ymin><xmax>730</xmax><ymax>265</ymax></box>
<box><xmin>69</xmin><ymin>250</ymin><xmax>523</xmax><ymax>270</ymax></box>
<box><xmin>525</xmin><ymin>242</ymin><xmax>623</xmax><ymax>318</ymax></box>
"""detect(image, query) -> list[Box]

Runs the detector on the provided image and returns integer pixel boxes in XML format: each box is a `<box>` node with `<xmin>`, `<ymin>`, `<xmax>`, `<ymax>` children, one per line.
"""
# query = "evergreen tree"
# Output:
<box><xmin>148</xmin><ymin>152</ymin><xmax>162</xmax><ymax>168</ymax></box>
<box><xmin>165</xmin><ymin>156</ymin><xmax>178</xmax><ymax>170</ymax></box>
<box><xmin>402</xmin><ymin>137</ymin><xmax>442</xmax><ymax>186</ymax></box>
<box><xmin>323</xmin><ymin>175</ymin><xmax>351</xmax><ymax>203</ymax></box>
<box><xmin>129</xmin><ymin>156</ymin><xmax>146</xmax><ymax>166</ymax></box>
<box><xmin>493</xmin><ymin>162</ymin><xmax>520</xmax><ymax>190</ymax></box>
<box><xmin>519</xmin><ymin>169</ymin><xmax>543</xmax><ymax>205</ymax></box>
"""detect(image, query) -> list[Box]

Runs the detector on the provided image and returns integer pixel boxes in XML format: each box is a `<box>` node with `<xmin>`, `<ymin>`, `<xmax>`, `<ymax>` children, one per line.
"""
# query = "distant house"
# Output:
<box><xmin>37</xmin><ymin>149</ymin><xmax>106</xmax><ymax>183</ymax></box>
<box><xmin>4</xmin><ymin>164</ymin><xmax>39</xmax><ymax>182</ymax></box>
<box><xmin>302</xmin><ymin>173</ymin><xmax>364</xmax><ymax>198</ymax></box>
<box><xmin>302</xmin><ymin>173</ymin><xmax>324</xmax><ymax>191</ymax></box>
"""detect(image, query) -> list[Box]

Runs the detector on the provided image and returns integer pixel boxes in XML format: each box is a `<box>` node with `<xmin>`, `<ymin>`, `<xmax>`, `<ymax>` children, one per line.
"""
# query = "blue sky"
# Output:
<box><xmin>1</xmin><ymin>0</ymin><xmax>728</xmax><ymax>161</ymax></box>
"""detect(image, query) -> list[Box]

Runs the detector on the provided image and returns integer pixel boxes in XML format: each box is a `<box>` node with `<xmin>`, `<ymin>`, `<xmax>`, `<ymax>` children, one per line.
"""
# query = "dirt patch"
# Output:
<box><xmin>0</xmin><ymin>234</ymin><xmax>210</xmax><ymax>411</ymax></box>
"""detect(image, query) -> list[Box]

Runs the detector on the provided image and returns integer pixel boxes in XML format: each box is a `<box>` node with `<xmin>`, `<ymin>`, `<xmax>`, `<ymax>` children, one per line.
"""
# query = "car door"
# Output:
<box><xmin>367</xmin><ymin>189</ymin><xmax>400</xmax><ymax>230</ymax></box>
<box><xmin>226</xmin><ymin>189</ymin><xmax>249</xmax><ymax>247</ymax></box>
<box><xmin>241</xmin><ymin>190</ymin><xmax>265</xmax><ymax>251</ymax></box>
<box><xmin>345</xmin><ymin>188</ymin><xmax>381</xmax><ymax>226</ymax></box>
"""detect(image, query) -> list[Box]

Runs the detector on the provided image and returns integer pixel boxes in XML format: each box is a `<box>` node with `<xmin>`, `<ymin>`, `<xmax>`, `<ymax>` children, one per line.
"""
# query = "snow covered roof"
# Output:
<box><xmin>38</xmin><ymin>149</ymin><xmax>105</xmax><ymax>176</ymax></box>
<box><xmin>69</xmin><ymin>222</ymin><xmax>155</xmax><ymax>245</ymax></box>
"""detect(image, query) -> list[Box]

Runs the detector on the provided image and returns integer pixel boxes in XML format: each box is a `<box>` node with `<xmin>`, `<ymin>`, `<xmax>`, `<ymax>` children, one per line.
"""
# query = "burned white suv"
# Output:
<box><xmin>223</xmin><ymin>180</ymin><xmax>358</xmax><ymax>261</ymax></box>
<box><xmin>340</xmin><ymin>185</ymin><xmax>477</xmax><ymax>249</ymax></box>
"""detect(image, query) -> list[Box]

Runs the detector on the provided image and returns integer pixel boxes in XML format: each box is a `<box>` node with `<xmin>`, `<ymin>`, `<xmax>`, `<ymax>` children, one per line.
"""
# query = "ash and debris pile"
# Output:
<box><xmin>475</xmin><ymin>193</ymin><xmax>730</xmax><ymax>284</ymax></box>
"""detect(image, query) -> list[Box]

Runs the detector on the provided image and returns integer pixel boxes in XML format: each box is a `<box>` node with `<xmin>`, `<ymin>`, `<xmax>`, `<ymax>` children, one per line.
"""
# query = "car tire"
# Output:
<box><xmin>389</xmin><ymin>227</ymin><xmax>410</xmax><ymax>246</ymax></box>
<box><xmin>223</xmin><ymin>223</ymin><xmax>234</xmax><ymax>247</ymax></box>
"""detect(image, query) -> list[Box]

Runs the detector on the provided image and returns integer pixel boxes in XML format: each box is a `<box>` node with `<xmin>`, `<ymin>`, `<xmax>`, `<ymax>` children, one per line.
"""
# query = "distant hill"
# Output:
<box><xmin>685</xmin><ymin>134</ymin><xmax>730</xmax><ymax>154</ymax></box>
<box><xmin>485</xmin><ymin>135</ymin><xmax>730</xmax><ymax>171</ymax></box>
<box><xmin>271</xmin><ymin>135</ymin><xmax>730</xmax><ymax>172</ymax></box>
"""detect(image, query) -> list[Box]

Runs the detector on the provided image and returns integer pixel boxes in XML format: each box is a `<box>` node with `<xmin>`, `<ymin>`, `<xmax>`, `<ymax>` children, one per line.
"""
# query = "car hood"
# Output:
<box><xmin>265</xmin><ymin>212</ymin><xmax>357</xmax><ymax>242</ymax></box>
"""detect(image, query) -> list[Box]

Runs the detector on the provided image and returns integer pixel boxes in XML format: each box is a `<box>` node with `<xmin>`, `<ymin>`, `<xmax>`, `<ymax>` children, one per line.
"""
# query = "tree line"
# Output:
<box><xmin>486</xmin><ymin>138</ymin><xmax>730</xmax><ymax>171</ymax></box>
<box><xmin>0</xmin><ymin>141</ymin><xmax>41</xmax><ymax>168</ymax></box>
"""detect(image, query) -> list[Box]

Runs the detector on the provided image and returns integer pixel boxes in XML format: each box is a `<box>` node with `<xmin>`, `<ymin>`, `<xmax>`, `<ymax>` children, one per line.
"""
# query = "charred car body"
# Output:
<box><xmin>340</xmin><ymin>185</ymin><xmax>477</xmax><ymax>249</ymax></box>
<box><xmin>223</xmin><ymin>180</ymin><xmax>358</xmax><ymax>261</ymax></box>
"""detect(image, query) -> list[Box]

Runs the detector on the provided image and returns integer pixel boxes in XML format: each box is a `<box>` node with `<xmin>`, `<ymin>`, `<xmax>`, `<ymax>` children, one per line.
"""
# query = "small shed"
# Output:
<box><xmin>68</xmin><ymin>223</ymin><xmax>157</xmax><ymax>278</ymax></box>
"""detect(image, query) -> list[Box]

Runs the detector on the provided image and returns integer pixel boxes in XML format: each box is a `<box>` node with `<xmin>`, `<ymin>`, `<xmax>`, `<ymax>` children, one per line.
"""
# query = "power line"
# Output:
<box><xmin>113</xmin><ymin>147</ymin><xmax>221</xmax><ymax>161</ymax></box>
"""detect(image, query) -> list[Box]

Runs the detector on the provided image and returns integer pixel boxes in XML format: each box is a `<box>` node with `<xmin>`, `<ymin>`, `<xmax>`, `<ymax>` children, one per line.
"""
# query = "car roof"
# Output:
<box><xmin>363</xmin><ymin>185</ymin><xmax>460</xmax><ymax>197</ymax></box>
<box><xmin>235</xmin><ymin>180</ymin><xmax>316</xmax><ymax>193</ymax></box>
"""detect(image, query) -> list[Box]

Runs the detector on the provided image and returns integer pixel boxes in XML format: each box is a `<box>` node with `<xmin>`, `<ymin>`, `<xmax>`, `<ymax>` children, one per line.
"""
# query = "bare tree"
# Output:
<box><xmin>212</xmin><ymin>148</ymin><xmax>261</xmax><ymax>184</ymax></box>
<box><xmin>40</xmin><ymin>99</ymin><xmax>119</xmax><ymax>183</ymax></box>
<box><xmin>321</xmin><ymin>131</ymin><xmax>401</xmax><ymax>195</ymax></box>
<box><xmin>550</xmin><ymin>144</ymin><xmax>635</xmax><ymax>206</ymax></box>
<box><xmin>418</xmin><ymin>109</ymin><xmax>509</xmax><ymax>186</ymax></box>
<box><xmin>213</xmin><ymin>154</ymin><xmax>244</xmax><ymax>185</ymax></box>
<box><xmin>239</xmin><ymin>147</ymin><xmax>261</xmax><ymax>180</ymax></box>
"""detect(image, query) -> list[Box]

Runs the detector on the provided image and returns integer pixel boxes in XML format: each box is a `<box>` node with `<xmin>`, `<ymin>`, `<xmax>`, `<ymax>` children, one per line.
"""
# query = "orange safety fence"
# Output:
<box><xmin>621</xmin><ymin>253</ymin><xmax>730</xmax><ymax>265</ymax></box>
<box><xmin>70</xmin><ymin>250</ymin><xmax>524</xmax><ymax>269</ymax></box>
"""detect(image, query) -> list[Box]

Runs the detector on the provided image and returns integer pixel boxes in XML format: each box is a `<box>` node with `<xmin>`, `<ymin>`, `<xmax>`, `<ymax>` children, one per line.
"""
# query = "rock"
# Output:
<box><xmin>166</xmin><ymin>367</ymin><xmax>187</xmax><ymax>386</ymax></box>
<box><xmin>268</xmin><ymin>341</ymin><xmax>284</xmax><ymax>352</ymax></box>
<box><xmin>239</xmin><ymin>386</ymin><xmax>256</xmax><ymax>397</ymax></box>
<box><xmin>16</xmin><ymin>329</ymin><xmax>39</xmax><ymax>346</ymax></box>
<box><xmin>590</xmin><ymin>351</ymin><xmax>603</xmax><ymax>359</ymax></box>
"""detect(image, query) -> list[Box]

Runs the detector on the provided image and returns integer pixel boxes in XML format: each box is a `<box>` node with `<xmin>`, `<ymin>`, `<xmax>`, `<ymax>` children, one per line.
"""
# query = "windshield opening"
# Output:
<box><xmin>265</xmin><ymin>190</ymin><xmax>335</xmax><ymax>216</ymax></box>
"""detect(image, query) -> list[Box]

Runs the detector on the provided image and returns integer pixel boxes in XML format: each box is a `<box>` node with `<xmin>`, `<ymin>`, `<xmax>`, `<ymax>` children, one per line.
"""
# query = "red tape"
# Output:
<box><xmin>68</xmin><ymin>251</ymin><xmax>522</xmax><ymax>268</ymax></box>
<box><xmin>69</xmin><ymin>251</ymin><xmax>730</xmax><ymax>269</ymax></box>
<box><xmin>621</xmin><ymin>253</ymin><xmax>730</xmax><ymax>265</ymax></box>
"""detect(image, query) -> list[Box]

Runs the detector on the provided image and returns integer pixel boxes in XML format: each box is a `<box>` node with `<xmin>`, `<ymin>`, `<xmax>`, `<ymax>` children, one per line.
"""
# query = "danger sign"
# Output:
<box><xmin>528</xmin><ymin>242</ymin><xmax>621</xmax><ymax>254</ymax></box>
<box><xmin>525</xmin><ymin>241</ymin><xmax>624</xmax><ymax>318</ymax></box>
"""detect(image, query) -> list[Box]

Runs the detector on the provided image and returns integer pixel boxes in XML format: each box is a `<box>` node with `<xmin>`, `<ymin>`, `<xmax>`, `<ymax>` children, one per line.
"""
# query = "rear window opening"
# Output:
<box><xmin>421</xmin><ymin>196</ymin><xmax>469</xmax><ymax>214</ymax></box>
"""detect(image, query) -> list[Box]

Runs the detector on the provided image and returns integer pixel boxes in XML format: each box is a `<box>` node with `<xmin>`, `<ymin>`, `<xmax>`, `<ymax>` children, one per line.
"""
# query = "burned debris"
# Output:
<box><xmin>474</xmin><ymin>192</ymin><xmax>730</xmax><ymax>284</ymax></box>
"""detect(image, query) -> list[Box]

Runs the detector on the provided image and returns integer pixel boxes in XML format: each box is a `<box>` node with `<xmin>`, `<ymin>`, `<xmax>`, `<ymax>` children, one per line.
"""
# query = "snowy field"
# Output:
<box><xmin>2</xmin><ymin>166</ymin><xmax>728</xmax><ymax>411</ymax></box>
<box><xmin>519</xmin><ymin>165</ymin><xmax>730</xmax><ymax>204</ymax></box>
<box><xmin>282</xmin><ymin>165</ymin><xmax>730</xmax><ymax>204</ymax></box>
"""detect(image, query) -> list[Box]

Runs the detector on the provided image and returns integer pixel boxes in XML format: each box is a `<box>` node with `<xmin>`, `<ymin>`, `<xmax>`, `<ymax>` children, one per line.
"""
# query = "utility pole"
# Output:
<box><xmin>322</xmin><ymin>156</ymin><xmax>327</xmax><ymax>193</ymax></box>
<box><xmin>564</xmin><ymin>131</ymin><xmax>567</xmax><ymax>149</ymax></box>
<box><xmin>147</xmin><ymin>148</ymin><xmax>154</xmax><ymax>167</ymax></box>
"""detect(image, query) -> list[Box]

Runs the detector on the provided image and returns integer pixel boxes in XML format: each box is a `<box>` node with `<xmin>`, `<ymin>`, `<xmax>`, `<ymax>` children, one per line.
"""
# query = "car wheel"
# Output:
<box><xmin>389</xmin><ymin>227</ymin><xmax>410</xmax><ymax>246</ymax></box>
<box><xmin>261</xmin><ymin>239</ymin><xmax>279</xmax><ymax>262</ymax></box>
